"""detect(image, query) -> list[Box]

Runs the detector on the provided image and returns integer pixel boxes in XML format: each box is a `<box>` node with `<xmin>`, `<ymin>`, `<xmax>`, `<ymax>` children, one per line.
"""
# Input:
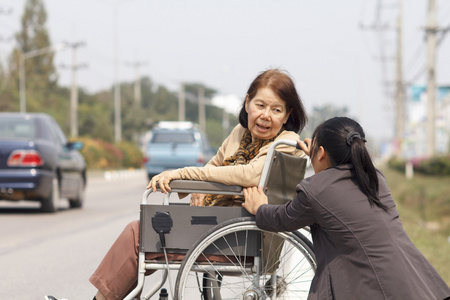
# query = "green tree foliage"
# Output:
<box><xmin>77</xmin><ymin>89</ymin><xmax>115</xmax><ymax>142</ymax></box>
<box><xmin>70</xmin><ymin>76</ymin><xmax>235</xmax><ymax>150</ymax></box>
<box><xmin>4</xmin><ymin>0</ymin><xmax>59</xmax><ymax>114</ymax></box>
<box><xmin>0</xmin><ymin>64</ymin><xmax>17</xmax><ymax>111</ymax></box>
<box><xmin>184</xmin><ymin>83</ymin><xmax>217</xmax><ymax>100</ymax></box>
<box><xmin>15</xmin><ymin>0</ymin><xmax>57</xmax><ymax>83</ymax></box>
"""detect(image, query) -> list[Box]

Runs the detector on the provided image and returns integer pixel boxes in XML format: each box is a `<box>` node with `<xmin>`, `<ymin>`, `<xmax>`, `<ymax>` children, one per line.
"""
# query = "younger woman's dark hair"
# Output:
<box><xmin>238</xmin><ymin>69</ymin><xmax>307</xmax><ymax>133</ymax></box>
<box><xmin>311</xmin><ymin>117</ymin><xmax>387</xmax><ymax>210</ymax></box>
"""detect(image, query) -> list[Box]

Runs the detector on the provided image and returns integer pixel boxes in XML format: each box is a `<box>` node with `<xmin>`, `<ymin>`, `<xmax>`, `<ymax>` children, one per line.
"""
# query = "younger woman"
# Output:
<box><xmin>243</xmin><ymin>117</ymin><xmax>450</xmax><ymax>300</ymax></box>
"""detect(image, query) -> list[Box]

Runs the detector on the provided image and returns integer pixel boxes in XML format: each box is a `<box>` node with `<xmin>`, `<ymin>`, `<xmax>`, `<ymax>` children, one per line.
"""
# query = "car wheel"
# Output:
<box><xmin>41</xmin><ymin>176</ymin><xmax>60</xmax><ymax>213</ymax></box>
<box><xmin>69</xmin><ymin>179</ymin><xmax>85</xmax><ymax>208</ymax></box>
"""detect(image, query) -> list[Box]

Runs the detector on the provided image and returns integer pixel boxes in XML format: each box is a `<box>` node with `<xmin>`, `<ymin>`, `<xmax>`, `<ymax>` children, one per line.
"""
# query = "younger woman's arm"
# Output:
<box><xmin>244</xmin><ymin>187</ymin><xmax>315</xmax><ymax>232</ymax></box>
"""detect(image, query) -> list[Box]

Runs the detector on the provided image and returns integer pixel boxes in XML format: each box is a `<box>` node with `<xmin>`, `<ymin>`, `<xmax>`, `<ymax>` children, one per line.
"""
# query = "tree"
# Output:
<box><xmin>184</xmin><ymin>83</ymin><xmax>217</xmax><ymax>100</ymax></box>
<box><xmin>8</xmin><ymin>0</ymin><xmax>58</xmax><ymax>113</ymax></box>
<box><xmin>0</xmin><ymin>63</ymin><xmax>16</xmax><ymax>111</ymax></box>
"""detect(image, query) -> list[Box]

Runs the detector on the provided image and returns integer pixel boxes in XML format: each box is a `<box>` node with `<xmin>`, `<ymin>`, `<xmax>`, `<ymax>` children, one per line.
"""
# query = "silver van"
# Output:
<box><xmin>143</xmin><ymin>122</ymin><xmax>213</xmax><ymax>180</ymax></box>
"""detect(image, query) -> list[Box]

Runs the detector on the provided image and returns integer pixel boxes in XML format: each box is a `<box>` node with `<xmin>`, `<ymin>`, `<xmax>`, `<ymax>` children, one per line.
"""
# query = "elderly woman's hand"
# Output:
<box><xmin>242</xmin><ymin>186</ymin><xmax>268</xmax><ymax>215</ymax></box>
<box><xmin>190</xmin><ymin>193</ymin><xmax>206</xmax><ymax>206</ymax></box>
<box><xmin>146</xmin><ymin>170</ymin><xmax>175</xmax><ymax>193</ymax></box>
<box><xmin>297</xmin><ymin>138</ymin><xmax>312</xmax><ymax>157</ymax></box>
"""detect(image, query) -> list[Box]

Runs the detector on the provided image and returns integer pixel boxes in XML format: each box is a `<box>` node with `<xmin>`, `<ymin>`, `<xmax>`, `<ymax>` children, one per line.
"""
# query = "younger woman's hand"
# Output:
<box><xmin>242</xmin><ymin>186</ymin><xmax>268</xmax><ymax>215</ymax></box>
<box><xmin>146</xmin><ymin>170</ymin><xmax>175</xmax><ymax>193</ymax></box>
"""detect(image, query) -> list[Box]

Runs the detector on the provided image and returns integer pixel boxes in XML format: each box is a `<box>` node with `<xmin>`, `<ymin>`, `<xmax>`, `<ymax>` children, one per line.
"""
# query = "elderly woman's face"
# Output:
<box><xmin>245</xmin><ymin>87</ymin><xmax>291</xmax><ymax>141</ymax></box>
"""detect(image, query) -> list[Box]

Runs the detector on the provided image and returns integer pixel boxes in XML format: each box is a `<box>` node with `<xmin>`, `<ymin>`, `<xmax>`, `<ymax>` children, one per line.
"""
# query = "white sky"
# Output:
<box><xmin>1</xmin><ymin>0</ymin><xmax>449</xmax><ymax>141</ymax></box>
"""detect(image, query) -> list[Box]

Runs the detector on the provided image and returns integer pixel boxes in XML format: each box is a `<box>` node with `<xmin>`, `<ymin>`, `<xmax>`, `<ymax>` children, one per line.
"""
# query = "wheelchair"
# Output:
<box><xmin>124</xmin><ymin>140</ymin><xmax>317</xmax><ymax>300</ymax></box>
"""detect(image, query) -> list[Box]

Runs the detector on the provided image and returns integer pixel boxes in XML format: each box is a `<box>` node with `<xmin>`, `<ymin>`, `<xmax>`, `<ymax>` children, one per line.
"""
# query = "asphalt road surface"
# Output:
<box><xmin>0</xmin><ymin>170</ymin><xmax>165</xmax><ymax>300</ymax></box>
<box><xmin>0</xmin><ymin>168</ymin><xmax>315</xmax><ymax>300</ymax></box>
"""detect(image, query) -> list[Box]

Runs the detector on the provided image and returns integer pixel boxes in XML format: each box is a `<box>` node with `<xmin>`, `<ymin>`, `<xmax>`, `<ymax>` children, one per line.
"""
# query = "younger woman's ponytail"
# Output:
<box><xmin>348</xmin><ymin>133</ymin><xmax>386</xmax><ymax>210</ymax></box>
<box><xmin>311</xmin><ymin>117</ymin><xmax>387</xmax><ymax>210</ymax></box>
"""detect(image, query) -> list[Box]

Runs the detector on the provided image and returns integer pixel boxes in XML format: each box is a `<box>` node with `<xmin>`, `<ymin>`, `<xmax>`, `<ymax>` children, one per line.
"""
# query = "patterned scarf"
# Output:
<box><xmin>203</xmin><ymin>128</ymin><xmax>283</xmax><ymax>206</ymax></box>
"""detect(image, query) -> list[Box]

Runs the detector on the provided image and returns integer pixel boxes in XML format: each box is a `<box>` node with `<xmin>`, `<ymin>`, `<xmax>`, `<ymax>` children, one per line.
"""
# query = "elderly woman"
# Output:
<box><xmin>79</xmin><ymin>69</ymin><xmax>307</xmax><ymax>300</ymax></box>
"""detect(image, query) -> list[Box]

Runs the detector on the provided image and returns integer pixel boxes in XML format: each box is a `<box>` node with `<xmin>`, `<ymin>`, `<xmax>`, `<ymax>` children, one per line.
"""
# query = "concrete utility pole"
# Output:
<box><xmin>395</xmin><ymin>0</ymin><xmax>405</xmax><ymax>154</ymax></box>
<box><xmin>127</xmin><ymin>61</ymin><xmax>146</xmax><ymax>106</ymax></box>
<box><xmin>426</xmin><ymin>0</ymin><xmax>437</xmax><ymax>156</ymax></box>
<box><xmin>67</xmin><ymin>42</ymin><xmax>86</xmax><ymax>138</ymax></box>
<box><xmin>113</xmin><ymin>4</ymin><xmax>121</xmax><ymax>143</ymax></box>
<box><xmin>198</xmin><ymin>86</ymin><xmax>206</xmax><ymax>132</ymax></box>
<box><xmin>178</xmin><ymin>83</ymin><xmax>185</xmax><ymax>121</ymax></box>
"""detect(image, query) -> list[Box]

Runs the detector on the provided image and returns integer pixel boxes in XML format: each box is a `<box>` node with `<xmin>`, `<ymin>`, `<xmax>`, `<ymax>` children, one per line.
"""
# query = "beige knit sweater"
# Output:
<box><xmin>172</xmin><ymin>124</ymin><xmax>305</xmax><ymax>187</ymax></box>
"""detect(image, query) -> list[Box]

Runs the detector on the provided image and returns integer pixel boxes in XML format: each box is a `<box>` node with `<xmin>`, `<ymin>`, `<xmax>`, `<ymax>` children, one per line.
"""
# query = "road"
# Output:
<box><xmin>0</xmin><ymin>168</ymin><xmax>315</xmax><ymax>300</ymax></box>
<box><xmin>0</xmin><ymin>170</ymin><xmax>166</xmax><ymax>300</ymax></box>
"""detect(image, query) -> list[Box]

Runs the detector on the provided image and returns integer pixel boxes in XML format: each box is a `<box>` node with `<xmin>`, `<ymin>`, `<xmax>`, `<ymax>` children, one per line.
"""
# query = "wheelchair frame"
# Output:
<box><xmin>124</xmin><ymin>139</ymin><xmax>316</xmax><ymax>300</ymax></box>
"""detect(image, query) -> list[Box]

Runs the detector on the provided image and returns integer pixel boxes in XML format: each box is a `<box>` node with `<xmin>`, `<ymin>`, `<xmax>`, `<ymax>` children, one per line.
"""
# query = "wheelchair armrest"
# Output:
<box><xmin>143</xmin><ymin>180</ymin><xmax>244</xmax><ymax>205</ymax></box>
<box><xmin>168</xmin><ymin>180</ymin><xmax>243</xmax><ymax>195</ymax></box>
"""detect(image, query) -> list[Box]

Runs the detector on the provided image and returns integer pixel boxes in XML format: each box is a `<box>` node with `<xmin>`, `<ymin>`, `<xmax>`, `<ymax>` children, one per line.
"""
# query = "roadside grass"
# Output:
<box><xmin>380</xmin><ymin>166</ymin><xmax>450</xmax><ymax>283</ymax></box>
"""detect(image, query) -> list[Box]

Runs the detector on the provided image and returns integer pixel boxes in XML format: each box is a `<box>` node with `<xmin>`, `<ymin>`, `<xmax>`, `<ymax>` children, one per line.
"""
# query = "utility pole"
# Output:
<box><xmin>426</xmin><ymin>0</ymin><xmax>437</xmax><ymax>157</ymax></box>
<box><xmin>358</xmin><ymin>1</ymin><xmax>392</xmax><ymax>98</ymax></box>
<box><xmin>395</xmin><ymin>0</ymin><xmax>405</xmax><ymax>155</ymax></box>
<box><xmin>65</xmin><ymin>41</ymin><xmax>86</xmax><ymax>138</ymax></box>
<box><xmin>127</xmin><ymin>61</ymin><xmax>146</xmax><ymax>106</ymax></box>
<box><xmin>198</xmin><ymin>86</ymin><xmax>206</xmax><ymax>132</ymax></box>
<box><xmin>178</xmin><ymin>83</ymin><xmax>185</xmax><ymax>121</ymax></box>
<box><xmin>113</xmin><ymin>4</ymin><xmax>121</xmax><ymax>143</ymax></box>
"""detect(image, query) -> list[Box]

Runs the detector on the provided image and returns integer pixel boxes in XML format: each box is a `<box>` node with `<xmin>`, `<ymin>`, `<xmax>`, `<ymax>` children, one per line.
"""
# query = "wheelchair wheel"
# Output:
<box><xmin>175</xmin><ymin>217</ymin><xmax>316</xmax><ymax>299</ymax></box>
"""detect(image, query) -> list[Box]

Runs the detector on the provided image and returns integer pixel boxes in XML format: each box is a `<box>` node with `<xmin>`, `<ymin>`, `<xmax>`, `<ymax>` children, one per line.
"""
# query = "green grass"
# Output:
<box><xmin>380</xmin><ymin>166</ymin><xmax>450</xmax><ymax>283</ymax></box>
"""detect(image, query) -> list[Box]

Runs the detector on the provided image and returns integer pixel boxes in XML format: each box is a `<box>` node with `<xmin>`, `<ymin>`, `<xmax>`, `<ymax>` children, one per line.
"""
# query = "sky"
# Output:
<box><xmin>1</xmin><ymin>0</ymin><xmax>449</xmax><ymax>143</ymax></box>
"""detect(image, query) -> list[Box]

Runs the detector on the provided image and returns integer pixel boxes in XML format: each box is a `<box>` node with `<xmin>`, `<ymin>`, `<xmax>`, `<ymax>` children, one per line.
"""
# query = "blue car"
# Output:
<box><xmin>144</xmin><ymin>122</ymin><xmax>213</xmax><ymax>180</ymax></box>
<box><xmin>0</xmin><ymin>113</ymin><xmax>87</xmax><ymax>212</ymax></box>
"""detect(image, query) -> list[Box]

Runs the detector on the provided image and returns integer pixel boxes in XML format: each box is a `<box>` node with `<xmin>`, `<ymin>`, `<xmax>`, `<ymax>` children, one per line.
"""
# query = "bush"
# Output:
<box><xmin>76</xmin><ymin>137</ymin><xmax>143</xmax><ymax>170</ymax></box>
<box><xmin>116</xmin><ymin>141</ymin><xmax>144</xmax><ymax>168</ymax></box>
<box><xmin>387</xmin><ymin>157</ymin><xmax>406</xmax><ymax>172</ymax></box>
<box><xmin>388</xmin><ymin>155</ymin><xmax>450</xmax><ymax>176</ymax></box>
<box><xmin>415</xmin><ymin>155</ymin><xmax>450</xmax><ymax>176</ymax></box>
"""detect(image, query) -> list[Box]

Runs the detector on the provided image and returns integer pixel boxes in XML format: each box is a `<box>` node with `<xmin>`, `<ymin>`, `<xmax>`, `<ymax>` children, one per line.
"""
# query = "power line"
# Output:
<box><xmin>360</xmin><ymin>0</ymin><xmax>399</xmax><ymax>98</ymax></box>
<box><xmin>404</xmin><ymin>22</ymin><xmax>449</xmax><ymax>85</ymax></box>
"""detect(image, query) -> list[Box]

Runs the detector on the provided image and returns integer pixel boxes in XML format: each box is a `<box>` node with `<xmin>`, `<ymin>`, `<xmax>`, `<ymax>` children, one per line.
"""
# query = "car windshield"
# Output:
<box><xmin>151</xmin><ymin>132</ymin><xmax>195</xmax><ymax>144</ymax></box>
<box><xmin>0</xmin><ymin>117</ymin><xmax>36</xmax><ymax>139</ymax></box>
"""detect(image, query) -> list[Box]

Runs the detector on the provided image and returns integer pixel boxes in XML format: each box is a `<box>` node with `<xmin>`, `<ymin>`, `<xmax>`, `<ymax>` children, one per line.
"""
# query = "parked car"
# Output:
<box><xmin>143</xmin><ymin>121</ymin><xmax>214</xmax><ymax>180</ymax></box>
<box><xmin>0</xmin><ymin>113</ymin><xmax>87</xmax><ymax>212</ymax></box>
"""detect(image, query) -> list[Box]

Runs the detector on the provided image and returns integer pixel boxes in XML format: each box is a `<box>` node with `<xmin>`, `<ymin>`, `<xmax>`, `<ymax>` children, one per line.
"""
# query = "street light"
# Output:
<box><xmin>19</xmin><ymin>43</ymin><xmax>66</xmax><ymax>113</ymax></box>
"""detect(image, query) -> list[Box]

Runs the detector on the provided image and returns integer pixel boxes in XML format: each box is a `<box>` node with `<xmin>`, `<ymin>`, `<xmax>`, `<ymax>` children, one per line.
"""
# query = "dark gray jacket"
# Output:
<box><xmin>256</xmin><ymin>165</ymin><xmax>450</xmax><ymax>300</ymax></box>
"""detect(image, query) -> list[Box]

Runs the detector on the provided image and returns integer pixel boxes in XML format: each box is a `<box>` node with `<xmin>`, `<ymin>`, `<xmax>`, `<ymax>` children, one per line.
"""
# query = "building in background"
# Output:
<box><xmin>403</xmin><ymin>85</ymin><xmax>450</xmax><ymax>158</ymax></box>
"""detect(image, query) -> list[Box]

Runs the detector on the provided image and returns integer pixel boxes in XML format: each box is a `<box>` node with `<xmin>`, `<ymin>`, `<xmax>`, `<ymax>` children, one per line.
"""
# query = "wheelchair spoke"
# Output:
<box><xmin>175</xmin><ymin>218</ymin><xmax>316</xmax><ymax>300</ymax></box>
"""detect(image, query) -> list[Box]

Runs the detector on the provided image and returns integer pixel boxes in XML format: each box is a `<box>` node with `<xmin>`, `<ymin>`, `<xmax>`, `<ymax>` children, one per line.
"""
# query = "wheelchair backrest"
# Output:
<box><xmin>264</xmin><ymin>150</ymin><xmax>307</xmax><ymax>205</ymax></box>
